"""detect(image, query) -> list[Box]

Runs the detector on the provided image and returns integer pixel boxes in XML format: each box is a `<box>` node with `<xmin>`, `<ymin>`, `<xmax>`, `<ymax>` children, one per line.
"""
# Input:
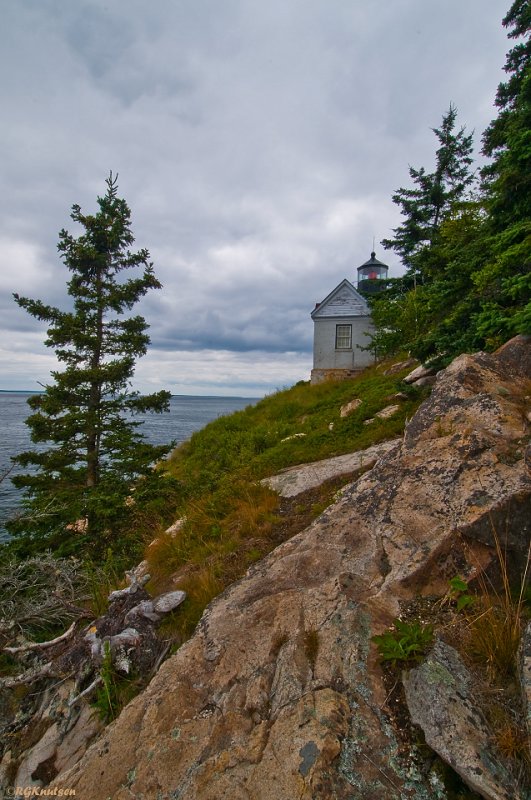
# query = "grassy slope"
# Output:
<box><xmin>167</xmin><ymin>361</ymin><xmax>423</xmax><ymax>488</ymax></box>
<box><xmin>148</xmin><ymin>357</ymin><xmax>428</xmax><ymax>642</ymax></box>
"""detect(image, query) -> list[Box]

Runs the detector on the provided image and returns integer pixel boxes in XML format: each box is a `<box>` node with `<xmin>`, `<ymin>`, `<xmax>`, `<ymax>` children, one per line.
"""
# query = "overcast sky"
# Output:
<box><xmin>0</xmin><ymin>0</ymin><xmax>511</xmax><ymax>397</ymax></box>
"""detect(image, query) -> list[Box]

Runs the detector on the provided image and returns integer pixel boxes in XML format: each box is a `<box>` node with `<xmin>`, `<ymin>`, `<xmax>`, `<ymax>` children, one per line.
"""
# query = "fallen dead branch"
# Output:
<box><xmin>3</xmin><ymin>620</ymin><xmax>77</xmax><ymax>656</ymax></box>
<box><xmin>0</xmin><ymin>660</ymin><xmax>58</xmax><ymax>689</ymax></box>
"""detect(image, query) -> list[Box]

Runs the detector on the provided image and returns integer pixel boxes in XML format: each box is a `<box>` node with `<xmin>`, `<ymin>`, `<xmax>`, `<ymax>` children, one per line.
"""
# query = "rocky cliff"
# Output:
<box><xmin>31</xmin><ymin>338</ymin><xmax>531</xmax><ymax>797</ymax></box>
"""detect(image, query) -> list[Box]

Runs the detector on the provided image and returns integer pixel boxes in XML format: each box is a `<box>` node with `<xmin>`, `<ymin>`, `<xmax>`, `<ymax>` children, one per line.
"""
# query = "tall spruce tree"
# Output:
<box><xmin>382</xmin><ymin>105</ymin><xmax>475</xmax><ymax>281</ymax></box>
<box><xmin>370</xmin><ymin>3</ymin><xmax>529</xmax><ymax>362</ymax></box>
<box><xmin>482</xmin><ymin>0</ymin><xmax>530</xmax><ymax>223</ymax></box>
<box><xmin>10</xmin><ymin>174</ymin><xmax>174</xmax><ymax>557</ymax></box>
<box><xmin>369</xmin><ymin>106</ymin><xmax>475</xmax><ymax>357</ymax></box>
<box><xmin>474</xmin><ymin>0</ymin><xmax>531</xmax><ymax>342</ymax></box>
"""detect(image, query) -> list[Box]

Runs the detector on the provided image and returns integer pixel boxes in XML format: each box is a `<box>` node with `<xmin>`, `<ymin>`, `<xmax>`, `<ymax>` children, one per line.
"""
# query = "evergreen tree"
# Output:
<box><xmin>475</xmin><ymin>0</ymin><xmax>531</xmax><ymax>343</ymax></box>
<box><xmin>382</xmin><ymin>105</ymin><xmax>475</xmax><ymax>281</ymax></box>
<box><xmin>369</xmin><ymin>106</ymin><xmax>476</xmax><ymax>359</ymax></box>
<box><xmin>371</xmin><ymin>3</ymin><xmax>530</xmax><ymax>361</ymax></box>
<box><xmin>9</xmin><ymin>174</ymin><xmax>175</xmax><ymax>557</ymax></box>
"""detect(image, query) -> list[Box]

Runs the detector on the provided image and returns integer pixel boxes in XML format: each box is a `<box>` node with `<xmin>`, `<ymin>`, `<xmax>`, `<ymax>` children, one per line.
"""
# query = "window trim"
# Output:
<box><xmin>335</xmin><ymin>324</ymin><xmax>352</xmax><ymax>350</ymax></box>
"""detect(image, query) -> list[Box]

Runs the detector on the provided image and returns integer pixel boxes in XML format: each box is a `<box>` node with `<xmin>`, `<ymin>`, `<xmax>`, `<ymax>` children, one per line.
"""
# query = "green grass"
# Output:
<box><xmin>165</xmin><ymin>360</ymin><xmax>425</xmax><ymax>496</ymax></box>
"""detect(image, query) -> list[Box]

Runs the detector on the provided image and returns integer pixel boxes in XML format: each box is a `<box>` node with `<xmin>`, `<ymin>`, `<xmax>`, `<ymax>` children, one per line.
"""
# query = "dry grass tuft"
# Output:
<box><xmin>454</xmin><ymin>517</ymin><xmax>531</xmax><ymax>784</ymax></box>
<box><xmin>464</xmin><ymin>520</ymin><xmax>530</xmax><ymax>682</ymax></box>
<box><xmin>495</xmin><ymin>719</ymin><xmax>530</xmax><ymax>764</ymax></box>
<box><xmin>466</xmin><ymin>600</ymin><xmax>523</xmax><ymax>680</ymax></box>
<box><xmin>270</xmin><ymin>630</ymin><xmax>289</xmax><ymax>658</ymax></box>
<box><xmin>158</xmin><ymin>566</ymin><xmax>224</xmax><ymax>644</ymax></box>
<box><xmin>146</xmin><ymin>482</ymin><xmax>279</xmax><ymax>586</ymax></box>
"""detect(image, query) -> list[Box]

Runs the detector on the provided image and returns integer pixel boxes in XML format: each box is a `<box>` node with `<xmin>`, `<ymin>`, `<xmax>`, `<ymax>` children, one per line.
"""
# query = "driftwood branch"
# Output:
<box><xmin>3</xmin><ymin>621</ymin><xmax>78</xmax><ymax>655</ymax></box>
<box><xmin>108</xmin><ymin>571</ymin><xmax>150</xmax><ymax>601</ymax></box>
<box><xmin>68</xmin><ymin>675</ymin><xmax>103</xmax><ymax>707</ymax></box>
<box><xmin>150</xmin><ymin>641</ymin><xmax>171</xmax><ymax>679</ymax></box>
<box><xmin>0</xmin><ymin>660</ymin><xmax>57</xmax><ymax>689</ymax></box>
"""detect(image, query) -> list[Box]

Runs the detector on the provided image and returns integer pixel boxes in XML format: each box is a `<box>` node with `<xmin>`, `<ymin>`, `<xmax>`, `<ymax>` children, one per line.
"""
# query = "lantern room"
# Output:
<box><xmin>357</xmin><ymin>251</ymin><xmax>389</xmax><ymax>294</ymax></box>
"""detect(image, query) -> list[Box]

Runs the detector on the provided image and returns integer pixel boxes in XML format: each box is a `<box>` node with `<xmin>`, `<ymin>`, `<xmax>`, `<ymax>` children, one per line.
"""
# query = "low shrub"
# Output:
<box><xmin>372</xmin><ymin>619</ymin><xmax>434</xmax><ymax>667</ymax></box>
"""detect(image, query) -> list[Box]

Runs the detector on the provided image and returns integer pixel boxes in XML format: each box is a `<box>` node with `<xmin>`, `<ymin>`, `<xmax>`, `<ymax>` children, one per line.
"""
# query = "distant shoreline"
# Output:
<box><xmin>0</xmin><ymin>389</ymin><xmax>42</xmax><ymax>394</ymax></box>
<box><xmin>0</xmin><ymin>390</ymin><xmax>259</xmax><ymax>399</ymax></box>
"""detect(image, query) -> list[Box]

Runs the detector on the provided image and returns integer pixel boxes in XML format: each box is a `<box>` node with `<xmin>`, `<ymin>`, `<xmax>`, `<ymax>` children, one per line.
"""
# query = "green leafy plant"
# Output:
<box><xmin>372</xmin><ymin>619</ymin><xmax>434</xmax><ymax>666</ymax></box>
<box><xmin>447</xmin><ymin>575</ymin><xmax>476</xmax><ymax>612</ymax></box>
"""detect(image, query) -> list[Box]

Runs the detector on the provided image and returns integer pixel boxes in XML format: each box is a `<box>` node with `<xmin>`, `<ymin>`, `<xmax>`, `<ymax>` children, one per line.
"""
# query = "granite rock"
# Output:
<box><xmin>404</xmin><ymin>640</ymin><xmax>519</xmax><ymax>800</ymax></box>
<box><xmin>53</xmin><ymin>337</ymin><xmax>531</xmax><ymax>799</ymax></box>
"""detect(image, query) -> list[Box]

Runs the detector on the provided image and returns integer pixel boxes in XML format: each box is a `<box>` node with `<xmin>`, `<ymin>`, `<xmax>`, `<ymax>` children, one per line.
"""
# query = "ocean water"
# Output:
<box><xmin>0</xmin><ymin>392</ymin><xmax>256</xmax><ymax>541</ymax></box>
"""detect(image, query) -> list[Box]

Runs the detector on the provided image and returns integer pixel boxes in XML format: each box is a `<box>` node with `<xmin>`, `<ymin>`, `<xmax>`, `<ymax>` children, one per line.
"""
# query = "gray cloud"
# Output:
<box><xmin>0</xmin><ymin>0</ymin><xmax>510</xmax><ymax>395</ymax></box>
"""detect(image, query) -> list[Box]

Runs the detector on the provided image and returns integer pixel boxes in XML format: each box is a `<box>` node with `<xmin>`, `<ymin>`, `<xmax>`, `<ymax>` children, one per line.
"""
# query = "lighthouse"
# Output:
<box><xmin>310</xmin><ymin>250</ymin><xmax>390</xmax><ymax>384</ymax></box>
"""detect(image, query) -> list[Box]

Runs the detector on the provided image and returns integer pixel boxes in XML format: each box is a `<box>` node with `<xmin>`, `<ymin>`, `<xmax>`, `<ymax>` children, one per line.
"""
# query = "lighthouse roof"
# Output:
<box><xmin>357</xmin><ymin>251</ymin><xmax>389</xmax><ymax>272</ymax></box>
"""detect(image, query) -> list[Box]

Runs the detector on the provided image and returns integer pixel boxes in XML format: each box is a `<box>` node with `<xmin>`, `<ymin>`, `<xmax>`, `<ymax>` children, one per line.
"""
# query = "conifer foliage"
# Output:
<box><xmin>370</xmin><ymin>0</ymin><xmax>530</xmax><ymax>362</ymax></box>
<box><xmin>10</xmin><ymin>174</ymin><xmax>174</xmax><ymax>556</ymax></box>
<box><xmin>381</xmin><ymin>104</ymin><xmax>475</xmax><ymax>281</ymax></box>
<box><xmin>476</xmin><ymin>0</ymin><xmax>531</xmax><ymax>341</ymax></box>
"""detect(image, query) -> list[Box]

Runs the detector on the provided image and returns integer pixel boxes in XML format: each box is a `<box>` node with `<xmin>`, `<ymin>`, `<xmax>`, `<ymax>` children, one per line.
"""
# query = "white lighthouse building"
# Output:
<box><xmin>310</xmin><ymin>252</ymin><xmax>388</xmax><ymax>384</ymax></box>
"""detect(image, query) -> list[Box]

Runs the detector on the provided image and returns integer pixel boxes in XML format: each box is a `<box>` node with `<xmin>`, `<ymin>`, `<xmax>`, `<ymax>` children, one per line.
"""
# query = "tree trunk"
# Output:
<box><xmin>86</xmin><ymin>272</ymin><xmax>104</xmax><ymax>488</ymax></box>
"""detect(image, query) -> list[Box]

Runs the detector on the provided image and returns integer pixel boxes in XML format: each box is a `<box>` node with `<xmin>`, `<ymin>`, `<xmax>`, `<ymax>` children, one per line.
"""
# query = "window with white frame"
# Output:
<box><xmin>335</xmin><ymin>324</ymin><xmax>352</xmax><ymax>350</ymax></box>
